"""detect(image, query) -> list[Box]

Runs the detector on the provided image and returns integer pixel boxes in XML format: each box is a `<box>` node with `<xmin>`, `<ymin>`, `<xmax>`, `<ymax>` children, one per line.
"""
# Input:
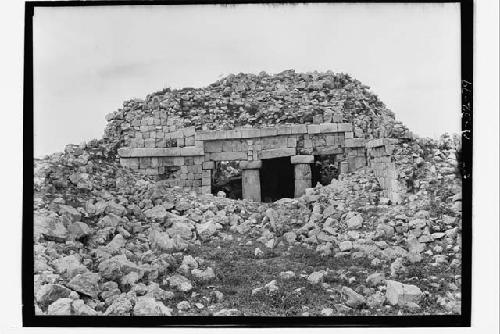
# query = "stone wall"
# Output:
<box><xmin>118</xmin><ymin>122</ymin><xmax>369</xmax><ymax>196</ymax></box>
<box><xmin>366</xmin><ymin>138</ymin><xmax>402</xmax><ymax>204</ymax></box>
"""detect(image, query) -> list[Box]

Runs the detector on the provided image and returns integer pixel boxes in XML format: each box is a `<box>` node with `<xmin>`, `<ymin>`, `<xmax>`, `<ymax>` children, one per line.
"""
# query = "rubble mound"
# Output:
<box><xmin>104</xmin><ymin>70</ymin><xmax>410</xmax><ymax>149</ymax></box>
<box><xmin>33</xmin><ymin>70</ymin><xmax>462</xmax><ymax>317</ymax></box>
<box><xmin>34</xmin><ymin>131</ymin><xmax>462</xmax><ymax>316</ymax></box>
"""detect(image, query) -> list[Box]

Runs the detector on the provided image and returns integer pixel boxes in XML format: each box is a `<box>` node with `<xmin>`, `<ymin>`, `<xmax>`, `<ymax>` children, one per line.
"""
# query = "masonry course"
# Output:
<box><xmin>106</xmin><ymin>70</ymin><xmax>413</xmax><ymax>200</ymax></box>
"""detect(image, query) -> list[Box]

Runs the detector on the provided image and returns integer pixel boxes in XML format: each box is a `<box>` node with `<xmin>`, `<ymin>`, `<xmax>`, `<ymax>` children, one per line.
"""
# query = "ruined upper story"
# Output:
<box><xmin>104</xmin><ymin>70</ymin><xmax>411</xmax><ymax>202</ymax></box>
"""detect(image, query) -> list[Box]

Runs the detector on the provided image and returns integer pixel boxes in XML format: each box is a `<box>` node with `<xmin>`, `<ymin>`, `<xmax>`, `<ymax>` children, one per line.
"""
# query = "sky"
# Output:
<box><xmin>33</xmin><ymin>3</ymin><xmax>461</xmax><ymax>157</ymax></box>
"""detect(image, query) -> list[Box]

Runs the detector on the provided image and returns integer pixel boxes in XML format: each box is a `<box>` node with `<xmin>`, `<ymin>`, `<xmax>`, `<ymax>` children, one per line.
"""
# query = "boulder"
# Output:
<box><xmin>104</xmin><ymin>296</ymin><xmax>133</xmax><ymax>315</ymax></box>
<box><xmin>191</xmin><ymin>267</ymin><xmax>215</xmax><ymax>282</ymax></box>
<box><xmin>97</xmin><ymin>254</ymin><xmax>140</xmax><ymax>281</ymax></box>
<box><xmin>47</xmin><ymin>298</ymin><xmax>73</xmax><ymax>315</ymax></box>
<box><xmin>346</xmin><ymin>214</ymin><xmax>363</xmax><ymax>229</ymax></box>
<box><xmin>385</xmin><ymin>280</ymin><xmax>422</xmax><ymax>306</ymax></box>
<box><xmin>58</xmin><ymin>204</ymin><xmax>81</xmax><ymax>223</ymax></box>
<box><xmin>67</xmin><ymin>272</ymin><xmax>100</xmax><ymax>298</ymax></box>
<box><xmin>36</xmin><ymin>284</ymin><xmax>71</xmax><ymax>306</ymax></box>
<box><xmin>366</xmin><ymin>273</ymin><xmax>385</xmax><ymax>287</ymax></box>
<box><xmin>144</xmin><ymin>205</ymin><xmax>168</xmax><ymax>221</ymax></box>
<box><xmin>53</xmin><ymin>254</ymin><xmax>88</xmax><ymax>279</ymax></box>
<box><xmin>169</xmin><ymin>274</ymin><xmax>192</xmax><ymax>292</ymax></box>
<box><xmin>133</xmin><ymin>297</ymin><xmax>172</xmax><ymax>316</ymax></box>
<box><xmin>196</xmin><ymin>221</ymin><xmax>218</xmax><ymax>240</ymax></box>
<box><xmin>307</xmin><ymin>271</ymin><xmax>326</xmax><ymax>285</ymax></box>
<box><xmin>67</xmin><ymin>222</ymin><xmax>91</xmax><ymax>240</ymax></box>
<box><xmin>341</xmin><ymin>286</ymin><xmax>366</xmax><ymax>308</ymax></box>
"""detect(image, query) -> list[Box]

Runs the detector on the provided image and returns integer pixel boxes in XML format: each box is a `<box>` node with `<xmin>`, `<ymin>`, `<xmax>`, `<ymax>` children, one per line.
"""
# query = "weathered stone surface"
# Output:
<box><xmin>36</xmin><ymin>284</ymin><xmax>71</xmax><ymax>306</ymax></box>
<box><xmin>307</xmin><ymin>271</ymin><xmax>326</xmax><ymax>285</ymax></box>
<box><xmin>47</xmin><ymin>298</ymin><xmax>73</xmax><ymax>315</ymax></box>
<box><xmin>258</xmin><ymin>148</ymin><xmax>296</xmax><ymax>160</ymax></box>
<box><xmin>294</xmin><ymin>163</ymin><xmax>312</xmax><ymax>197</ymax></box>
<box><xmin>242</xmin><ymin>169</ymin><xmax>261</xmax><ymax>202</ymax></box>
<box><xmin>97</xmin><ymin>255</ymin><xmax>140</xmax><ymax>281</ymax></box>
<box><xmin>290</xmin><ymin>155</ymin><xmax>314</xmax><ymax>164</ymax></box>
<box><xmin>239</xmin><ymin>160</ymin><xmax>263</xmax><ymax>169</ymax></box>
<box><xmin>133</xmin><ymin>297</ymin><xmax>172</xmax><ymax>316</ymax></box>
<box><xmin>67</xmin><ymin>272</ymin><xmax>100</xmax><ymax>298</ymax></box>
<box><xmin>342</xmin><ymin>286</ymin><xmax>366</xmax><ymax>308</ymax></box>
<box><xmin>169</xmin><ymin>274</ymin><xmax>192</xmax><ymax>292</ymax></box>
<box><xmin>385</xmin><ymin>280</ymin><xmax>423</xmax><ymax>306</ymax></box>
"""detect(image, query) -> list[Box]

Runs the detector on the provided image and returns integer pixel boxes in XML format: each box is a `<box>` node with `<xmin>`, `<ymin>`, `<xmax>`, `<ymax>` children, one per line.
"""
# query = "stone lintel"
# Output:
<box><xmin>239</xmin><ymin>160</ymin><xmax>262</xmax><ymax>169</ymax></box>
<box><xmin>258</xmin><ymin>148</ymin><xmax>296</xmax><ymax>160</ymax></box>
<box><xmin>209</xmin><ymin>151</ymin><xmax>247</xmax><ymax>161</ymax></box>
<box><xmin>290</xmin><ymin>155</ymin><xmax>314</xmax><ymax>164</ymax></box>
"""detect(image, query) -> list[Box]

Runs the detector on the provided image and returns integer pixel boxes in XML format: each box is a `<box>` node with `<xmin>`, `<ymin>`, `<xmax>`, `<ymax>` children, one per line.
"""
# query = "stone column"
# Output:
<box><xmin>240</xmin><ymin>160</ymin><xmax>262</xmax><ymax>202</ymax></box>
<box><xmin>291</xmin><ymin>155</ymin><xmax>313</xmax><ymax>198</ymax></box>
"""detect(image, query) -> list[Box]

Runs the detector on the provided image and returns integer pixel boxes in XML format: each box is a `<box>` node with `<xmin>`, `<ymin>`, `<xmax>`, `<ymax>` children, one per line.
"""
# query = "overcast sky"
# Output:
<box><xmin>33</xmin><ymin>3</ymin><xmax>461</xmax><ymax>157</ymax></box>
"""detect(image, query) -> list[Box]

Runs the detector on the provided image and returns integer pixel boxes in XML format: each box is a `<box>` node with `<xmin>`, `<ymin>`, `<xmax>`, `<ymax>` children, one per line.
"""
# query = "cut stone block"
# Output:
<box><xmin>260</xmin><ymin>127</ymin><xmax>278</xmax><ymax>137</ymax></box>
<box><xmin>294</xmin><ymin>164</ymin><xmax>312</xmax><ymax>197</ymax></box>
<box><xmin>242</xmin><ymin>169</ymin><xmax>261</xmax><ymax>202</ymax></box>
<box><xmin>307</xmin><ymin>124</ymin><xmax>321</xmax><ymax>134</ymax></box>
<box><xmin>290</xmin><ymin>155</ymin><xmax>314</xmax><ymax>164</ymax></box>
<box><xmin>209</xmin><ymin>152</ymin><xmax>247</xmax><ymax>161</ymax></box>
<box><xmin>240</xmin><ymin>160</ymin><xmax>262</xmax><ymax>169</ymax></box>
<box><xmin>258</xmin><ymin>148</ymin><xmax>296</xmax><ymax>160</ymax></box>
<box><xmin>202</xmin><ymin>161</ymin><xmax>215</xmax><ymax>170</ymax></box>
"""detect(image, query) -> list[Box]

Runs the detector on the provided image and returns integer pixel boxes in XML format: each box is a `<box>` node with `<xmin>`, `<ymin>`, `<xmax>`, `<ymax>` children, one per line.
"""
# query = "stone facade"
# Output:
<box><xmin>117</xmin><ymin>122</ymin><xmax>372</xmax><ymax>200</ymax></box>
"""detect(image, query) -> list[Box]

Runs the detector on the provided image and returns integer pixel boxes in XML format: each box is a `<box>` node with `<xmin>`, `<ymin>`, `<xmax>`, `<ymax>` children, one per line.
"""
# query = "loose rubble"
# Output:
<box><xmin>33</xmin><ymin>71</ymin><xmax>462</xmax><ymax>316</ymax></box>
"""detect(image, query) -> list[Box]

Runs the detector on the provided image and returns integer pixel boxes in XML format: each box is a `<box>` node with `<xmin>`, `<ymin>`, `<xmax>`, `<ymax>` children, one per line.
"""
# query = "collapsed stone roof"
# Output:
<box><xmin>103</xmin><ymin>70</ymin><xmax>410</xmax><ymax>148</ymax></box>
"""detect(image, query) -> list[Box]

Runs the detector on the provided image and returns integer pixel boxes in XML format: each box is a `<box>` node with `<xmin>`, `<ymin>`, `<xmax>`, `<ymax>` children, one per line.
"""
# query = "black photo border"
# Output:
<box><xmin>22</xmin><ymin>0</ymin><xmax>473</xmax><ymax>327</ymax></box>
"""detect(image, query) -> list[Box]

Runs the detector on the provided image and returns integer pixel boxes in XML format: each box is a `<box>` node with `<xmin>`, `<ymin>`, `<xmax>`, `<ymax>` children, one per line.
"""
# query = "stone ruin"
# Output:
<box><xmin>105</xmin><ymin>70</ymin><xmax>412</xmax><ymax>203</ymax></box>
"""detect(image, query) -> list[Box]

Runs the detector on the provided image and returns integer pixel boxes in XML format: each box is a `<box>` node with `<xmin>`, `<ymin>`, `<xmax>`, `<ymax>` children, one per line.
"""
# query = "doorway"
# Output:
<box><xmin>260</xmin><ymin>157</ymin><xmax>294</xmax><ymax>202</ymax></box>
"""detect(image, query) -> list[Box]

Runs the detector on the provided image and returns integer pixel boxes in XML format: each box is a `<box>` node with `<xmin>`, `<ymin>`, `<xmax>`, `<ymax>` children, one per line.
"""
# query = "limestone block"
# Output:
<box><xmin>287</xmin><ymin>137</ymin><xmax>297</xmax><ymax>148</ymax></box>
<box><xmin>185</xmin><ymin>136</ymin><xmax>195</xmax><ymax>146</ymax></box>
<box><xmin>260</xmin><ymin>127</ymin><xmax>278</xmax><ymax>137</ymax></box>
<box><xmin>258</xmin><ymin>148</ymin><xmax>296</xmax><ymax>160</ymax></box>
<box><xmin>205</xmin><ymin>141</ymin><xmax>223</xmax><ymax>153</ymax></box>
<box><xmin>240</xmin><ymin>128</ymin><xmax>261</xmax><ymax>139</ymax></box>
<box><xmin>182</xmin><ymin>127</ymin><xmax>195</xmax><ymax>137</ymax></box>
<box><xmin>307</xmin><ymin>124</ymin><xmax>321</xmax><ymax>134</ymax></box>
<box><xmin>340</xmin><ymin>161</ymin><xmax>349</xmax><ymax>174</ymax></box>
<box><xmin>139</xmin><ymin>157</ymin><xmax>152</xmax><ymax>168</ymax></box>
<box><xmin>320</xmin><ymin>123</ymin><xmax>338</xmax><ymax>133</ymax></box>
<box><xmin>337</xmin><ymin>123</ymin><xmax>353</xmax><ymax>132</ymax></box>
<box><xmin>345</xmin><ymin>138</ymin><xmax>366</xmax><ymax>148</ymax></box>
<box><xmin>242</xmin><ymin>169</ymin><xmax>261</xmax><ymax>202</ymax></box>
<box><xmin>277</xmin><ymin>126</ymin><xmax>292</xmax><ymax>135</ymax></box>
<box><xmin>201</xmin><ymin>186</ymin><xmax>211</xmax><ymax>194</ymax></box>
<box><xmin>294</xmin><ymin>163</ymin><xmax>312</xmax><ymax>180</ymax></box>
<box><xmin>195</xmin><ymin>140</ymin><xmax>204</xmax><ymax>148</ymax></box>
<box><xmin>177</xmin><ymin>138</ymin><xmax>185</xmax><ymax>147</ymax></box>
<box><xmin>195</xmin><ymin>131</ymin><xmax>218</xmax><ymax>141</ymax></box>
<box><xmin>145</xmin><ymin>139</ymin><xmax>156</xmax><ymax>148</ymax></box>
<box><xmin>290</xmin><ymin>124</ymin><xmax>307</xmax><ymax>134</ymax></box>
<box><xmin>226</xmin><ymin>129</ymin><xmax>242</xmax><ymax>139</ymax></box>
<box><xmin>294</xmin><ymin>164</ymin><xmax>312</xmax><ymax>197</ymax></box>
<box><xmin>179</xmin><ymin>147</ymin><xmax>204</xmax><ymax>156</ymax></box>
<box><xmin>209</xmin><ymin>152</ymin><xmax>247</xmax><ymax>161</ymax></box>
<box><xmin>240</xmin><ymin>160</ymin><xmax>263</xmax><ymax>169</ymax></box>
<box><xmin>291</xmin><ymin>155</ymin><xmax>314</xmax><ymax>164</ymax></box>
<box><xmin>170</xmin><ymin>130</ymin><xmax>184</xmax><ymax>139</ymax></box>
<box><xmin>202</xmin><ymin>161</ymin><xmax>215</xmax><ymax>170</ymax></box>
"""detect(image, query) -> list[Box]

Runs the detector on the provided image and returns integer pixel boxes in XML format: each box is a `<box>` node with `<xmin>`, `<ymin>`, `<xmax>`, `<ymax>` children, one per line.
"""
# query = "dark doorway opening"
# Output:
<box><xmin>312</xmin><ymin>155</ymin><xmax>339</xmax><ymax>187</ymax></box>
<box><xmin>260</xmin><ymin>157</ymin><xmax>294</xmax><ymax>202</ymax></box>
<box><xmin>211</xmin><ymin>161</ymin><xmax>242</xmax><ymax>199</ymax></box>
